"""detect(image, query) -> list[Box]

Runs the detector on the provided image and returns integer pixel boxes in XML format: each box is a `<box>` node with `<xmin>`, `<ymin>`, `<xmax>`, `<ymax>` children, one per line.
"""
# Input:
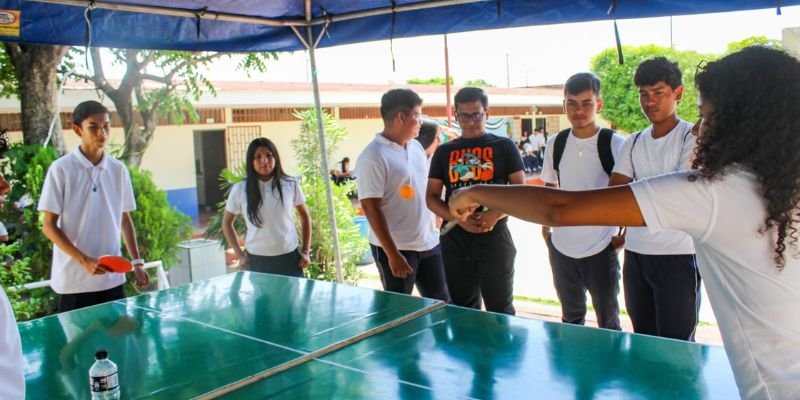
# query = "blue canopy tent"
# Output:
<box><xmin>1</xmin><ymin>0</ymin><xmax>795</xmax><ymax>281</ymax></box>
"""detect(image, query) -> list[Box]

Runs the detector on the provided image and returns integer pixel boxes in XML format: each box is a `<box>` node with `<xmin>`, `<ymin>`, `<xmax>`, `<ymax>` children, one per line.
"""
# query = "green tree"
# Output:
<box><xmin>725</xmin><ymin>36</ymin><xmax>782</xmax><ymax>54</ymax></box>
<box><xmin>82</xmin><ymin>50</ymin><xmax>275</xmax><ymax>166</ymax></box>
<box><xmin>0</xmin><ymin>43</ymin><xmax>70</xmax><ymax>152</ymax></box>
<box><xmin>407</xmin><ymin>77</ymin><xmax>453</xmax><ymax>85</ymax></box>
<box><xmin>291</xmin><ymin>109</ymin><xmax>366</xmax><ymax>283</ymax></box>
<box><xmin>464</xmin><ymin>78</ymin><xmax>494</xmax><ymax>87</ymax></box>
<box><xmin>591</xmin><ymin>45</ymin><xmax>709</xmax><ymax>133</ymax></box>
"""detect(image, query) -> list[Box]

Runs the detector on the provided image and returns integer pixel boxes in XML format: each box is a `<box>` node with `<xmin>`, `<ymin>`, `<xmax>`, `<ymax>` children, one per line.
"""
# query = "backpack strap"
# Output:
<box><xmin>552</xmin><ymin>128</ymin><xmax>571</xmax><ymax>182</ymax></box>
<box><xmin>597</xmin><ymin>128</ymin><xmax>616</xmax><ymax>176</ymax></box>
<box><xmin>629</xmin><ymin>131</ymin><xmax>642</xmax><ymax>180</ymax></box>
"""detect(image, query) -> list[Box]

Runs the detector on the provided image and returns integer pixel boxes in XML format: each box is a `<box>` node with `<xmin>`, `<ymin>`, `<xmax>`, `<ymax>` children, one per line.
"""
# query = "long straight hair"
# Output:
<box><xmin>245</xmin><ymin>137</ymin><xmax>287</xmax><ymax>228</ymax></box>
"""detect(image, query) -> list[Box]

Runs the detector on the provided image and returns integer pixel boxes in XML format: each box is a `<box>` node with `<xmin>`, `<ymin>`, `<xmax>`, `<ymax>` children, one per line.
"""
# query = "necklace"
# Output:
<box><xmin>572</xmin><ymin>127</ymin><xmax>601</xmax><ymax>158</ymax></box>
<box><xmin>576</xmin><ymin>140</ymin><xmax>586</xmax><ymax>158</ymax></box>
<box><xmin>89</xmin><ymin>168</ymin><xmax>100</xmax><ymax>192</ymax></box>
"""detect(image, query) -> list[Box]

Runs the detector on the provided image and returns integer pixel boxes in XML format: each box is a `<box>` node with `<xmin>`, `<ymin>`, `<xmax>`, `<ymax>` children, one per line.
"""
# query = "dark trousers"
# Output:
<box><xmin>59</xmin><ymin>284</ymin><xmax>126</xmax><ymax>312</ymax></box>
<box><xmin>547</xmin><ymin>239</ymin><xmax>621</xmax><ymax>330</ymax></box>
<box><xmin>623</xmin><ymin>250</ymin><xmax>701</xmax><ymax>341</ymax></box>
<box><xmin>371</xmin><ymin>244</ymin><xmax>451</xmax><ymax>302</ymax></box>
<box><xmin>523</xmin><ymin>155</ymin><xmax>537</xmax><ymax>172</ymax></box>
<box><xmin>440</xmin><ymin>222</ymin><xmax>516</xmax><ymax>315</ymax></box>
<box><xmin>249</xmin><ymin>249</ymin><xmax>304</xmax><ymax>277</ymax></box>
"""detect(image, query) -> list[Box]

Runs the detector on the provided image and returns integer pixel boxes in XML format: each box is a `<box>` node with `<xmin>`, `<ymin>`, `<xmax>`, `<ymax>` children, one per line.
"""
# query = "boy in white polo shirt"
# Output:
<box><xmin>540</xmin><ymin>73</ymin><xmax>625</xmax><ymax>330</ymax></box>
<box><xmin>39</xmin><ymin>100</ymin><xmax>148</xmax><ymax>312</ymax></box>
<box><xmin>609</xmin><ymin>57</ymin><xmax>700</xmax><ymax>341</ymax></box>
<box><xmin>356</xmin><ymin>89</ymin><xmax>450</xmax><ymax>302</ymax></box>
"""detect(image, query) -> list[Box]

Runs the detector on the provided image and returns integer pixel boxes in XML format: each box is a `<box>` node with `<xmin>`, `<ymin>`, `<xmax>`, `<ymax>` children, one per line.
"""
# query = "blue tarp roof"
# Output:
<box><xmin>0</xmin><ymin>1</ymin><xmax>796</xmax><ymax>52</ymax></box>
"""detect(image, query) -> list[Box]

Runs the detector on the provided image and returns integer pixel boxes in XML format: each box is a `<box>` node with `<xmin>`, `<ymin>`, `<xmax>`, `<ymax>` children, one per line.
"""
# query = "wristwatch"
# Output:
<box><xmin>131</xmin><ymin>258</ymin><xmax>145</xmax><ymax>267</ymax></box>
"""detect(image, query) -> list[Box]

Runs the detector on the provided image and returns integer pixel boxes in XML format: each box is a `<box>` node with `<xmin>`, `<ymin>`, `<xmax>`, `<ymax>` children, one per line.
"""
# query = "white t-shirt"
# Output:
<box><xmin>541</xmin><ymin>129</ymin><xmax>625</xmax><ymax>258</ymax></box>
<box><xmin>0</xmin><ymin>287</ymin><xmax>24</xmax><ymax>399</ymax></box>
<box><xmin>530</xmin><ymin>133</ymin><xmax>546</xmax><ymax>150</ymax></box>
<box><xmin>356</xmin><ymin>134</ymin><xmax>438</xmax><ymax>252</ymax></box>
<box><xmin>522</xmin><ymin>141</ymin><xmax>535</xmax><ymax>155</ymax></box>
<box><xmin>631</xmin><ymin>169</ymin><xmax>800</xmax><ymax>400</ymax></box>
<box><xmin>38</xmin><ymin>148</ymin><xmax>136</xmax><ymax>294</ymax></box>
<box><xmin>613</xmin><ymin>119</ymin><xmax>696</xmax><ymax>255</ymax></box>
<box><xmin>225</xmin><ymin>177</ymin><xmax>305</xmax><ymax>257</ymax></box>
<box><xmin>0</xmin><ymin>221</ymin><xmax>7</xmax><ymax>237</ymax></box>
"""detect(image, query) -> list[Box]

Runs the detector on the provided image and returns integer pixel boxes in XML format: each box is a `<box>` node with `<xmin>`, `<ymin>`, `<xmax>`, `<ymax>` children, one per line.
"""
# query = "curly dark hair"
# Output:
<box><xmin>693</xmin><ymin>46</ymin><xmax>800</xmax><ymax>270</ymax></box>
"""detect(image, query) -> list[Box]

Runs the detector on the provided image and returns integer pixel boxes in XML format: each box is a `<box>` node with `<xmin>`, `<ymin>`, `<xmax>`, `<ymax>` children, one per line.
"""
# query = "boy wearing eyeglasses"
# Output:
<box><xmin>609</xmin><ymin>57</ymin><xmax>699</xmax><ymax>341</ymax></box>
<box><xmin>540</xmin><ymin>73</ymin><xmax>625</xmax><ymax>330</ymax></box>
<box><xmin>426</xmin><ymin>87</ymin><xmax>525</xmax><ymax>315</ymax></box>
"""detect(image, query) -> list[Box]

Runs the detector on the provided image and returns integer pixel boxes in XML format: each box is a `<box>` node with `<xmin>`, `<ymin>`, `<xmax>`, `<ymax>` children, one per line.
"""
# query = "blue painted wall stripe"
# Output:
<box><xmin>166</xmin><ymin>187</ymin><xmax>199</xmax><ymax>223</ymax></box>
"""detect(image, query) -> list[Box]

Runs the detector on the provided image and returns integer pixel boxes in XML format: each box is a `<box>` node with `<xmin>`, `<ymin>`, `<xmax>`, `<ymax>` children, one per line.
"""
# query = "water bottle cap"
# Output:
<box><xmin>95</xmin><ymin>349</ymin><xmax>108</xmax><ymax>359</ymax></box>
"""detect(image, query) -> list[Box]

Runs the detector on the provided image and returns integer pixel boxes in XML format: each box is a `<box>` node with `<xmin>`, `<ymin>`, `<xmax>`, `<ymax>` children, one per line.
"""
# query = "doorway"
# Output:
<box><xmin>193</xmin><ymin>130</ymin><xmax>227</xmax><ymax>211</ymax></box>
<box><xmin>521</xmin><ymin>118</ymin><xmax>533</xmax><ymax>140</ymax></box>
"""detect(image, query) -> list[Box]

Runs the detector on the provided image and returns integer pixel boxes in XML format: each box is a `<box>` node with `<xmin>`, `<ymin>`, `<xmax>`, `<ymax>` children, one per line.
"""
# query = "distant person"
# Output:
<box><xmin>333</xmin><ymin>157</ymin><xmax>354</xmax><ymax>185</ymax></box>
<box><xmin>522</xmin><ymin>138</ymin><xmax>537</xmax><ymax>173</ymax></box>
<box><xmin>609</xmin><ymin>57</ymin><xmax>700</xmax><ymax>341</ymax></box>
<box><xmin>415</xmin><ymin>118</ymin><xmax>442</xmax><ymax>163</ymax></box>
<box><xmin>530</xmin><ymin>128</ymin><xmax>546</xmax><ymax>170</ymax></box>
<box><xmin>222</xmin><ymin>137</ymin><xmax>312</xmax><ymax>277</ymax></box>
<box><xmin>447</xmin><ymin>46</ymin><xmax>800</xmax><ymax>400</ymax></box>
<box><xmin>39</xmin><ymin>101</ymin><xmax>149</xmax><ymax>312</ymax></box>
<box><xmin>426</xmin><ymin>87</ymin><xmax>525</xmax><ymax>315</ymax></box>
<box><xmin>0</xmin><ymin>129</ymin><xmax>24</xmax><ymax>398</ymax></box>
<box><xmin>520</xmin><ymin>130</ymin><xmax>530</xmax><ymax>144</ymax></box>
<box><xmin>356</xmin><ymin>89</ymin><xmax>450</xmax><ymax>302</ymax></box>
<box><xmin>540</xmin><ymin>73</ymin><xmax>625</xmax><ymax>330</ymax></box>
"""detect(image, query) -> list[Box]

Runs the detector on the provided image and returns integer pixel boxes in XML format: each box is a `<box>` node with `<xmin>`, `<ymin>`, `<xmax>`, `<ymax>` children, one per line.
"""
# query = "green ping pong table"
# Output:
<box><xmin>19</xmin><ymin>272</ymin><xmax>738</xmax><ymax>399</ymax></box>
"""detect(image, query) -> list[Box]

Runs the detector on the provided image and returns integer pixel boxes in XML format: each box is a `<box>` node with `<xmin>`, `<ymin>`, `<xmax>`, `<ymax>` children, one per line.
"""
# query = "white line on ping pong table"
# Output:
<box><xmin>116</xmin><ymin>299</ymin><xmax>457</xmax><ymax>399</ymax></box>
<box><xmin>192</xmin><ymin>300</ymin><xmax>447</xmax><ymax>399</ymax></box>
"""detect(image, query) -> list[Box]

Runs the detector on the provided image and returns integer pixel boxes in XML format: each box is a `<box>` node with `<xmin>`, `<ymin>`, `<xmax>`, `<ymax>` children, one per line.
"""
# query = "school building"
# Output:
<box><xmin>0</xmin><ymin>81</ymin><xmax>572</xmax><ymax>223</ymax></box>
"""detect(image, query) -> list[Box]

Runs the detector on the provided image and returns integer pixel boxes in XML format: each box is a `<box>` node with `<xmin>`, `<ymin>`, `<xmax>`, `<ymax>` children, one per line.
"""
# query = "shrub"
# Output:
<box><xmin>124</xmin><ymin>166</ymin><xmax>194</xmax><ymax>267</ymax></box>
<box><xmin>0</xmin><ymin>144</ymin><xmax>60</xmax><ymax>319</ymax></box>
<box><xmin>291</xmin><ymin>108</ymin><xmax>367</xmax><ymax>284</ymax></box>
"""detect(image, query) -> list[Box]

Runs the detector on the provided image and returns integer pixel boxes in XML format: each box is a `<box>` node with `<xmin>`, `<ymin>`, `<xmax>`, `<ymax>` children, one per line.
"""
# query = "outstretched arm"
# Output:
<box><xmin>449</xmin><ymin>184</ymin><xmax>645</xmax><ymax>228</ymax></box>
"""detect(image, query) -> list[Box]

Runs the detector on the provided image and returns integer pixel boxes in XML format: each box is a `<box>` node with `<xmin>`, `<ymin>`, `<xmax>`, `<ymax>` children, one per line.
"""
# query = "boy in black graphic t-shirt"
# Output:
<box><xmin>426</xmin><ymin>87</ymin><xmax>525</xmax><ymax>315</ymax></box>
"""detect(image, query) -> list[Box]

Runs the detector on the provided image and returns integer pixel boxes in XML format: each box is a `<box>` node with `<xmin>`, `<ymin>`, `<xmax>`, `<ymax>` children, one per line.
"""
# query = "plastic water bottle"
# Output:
<box><xmin>89</xmin><ymin>349</ymin><xmax>120</xmax><ymax>399</ymax></box>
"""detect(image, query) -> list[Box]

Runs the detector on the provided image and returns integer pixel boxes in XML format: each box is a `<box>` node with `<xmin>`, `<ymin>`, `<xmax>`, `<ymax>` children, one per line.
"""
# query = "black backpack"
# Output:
<box><xmin>552</xmin><ymin>128</ymin><xmax>616</xmax><ymax>181</ymax></box>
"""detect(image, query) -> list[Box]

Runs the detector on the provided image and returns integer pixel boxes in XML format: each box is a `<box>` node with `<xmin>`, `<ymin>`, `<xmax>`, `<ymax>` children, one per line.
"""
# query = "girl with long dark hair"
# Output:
<box><xmin>222</xmin><ymin>138</ymin><xmax>311</xmax><ymax>276</ymax></box>
<box><xmin>448</xmin><ymin>46</ymin><xmax>800</xmax><ymax>399</ymax></box>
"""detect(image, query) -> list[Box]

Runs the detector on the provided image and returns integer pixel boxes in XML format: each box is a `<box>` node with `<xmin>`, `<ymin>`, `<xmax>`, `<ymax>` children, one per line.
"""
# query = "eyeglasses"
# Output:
<box><xmin>695</xmin><ymin>59</ymin><xmax>708</xmax><ymax>76</ymax></box>
<box><xmin>456</xmin><ymin>111</ymin><xmax>485</xmax><ymax>122</ymax></box>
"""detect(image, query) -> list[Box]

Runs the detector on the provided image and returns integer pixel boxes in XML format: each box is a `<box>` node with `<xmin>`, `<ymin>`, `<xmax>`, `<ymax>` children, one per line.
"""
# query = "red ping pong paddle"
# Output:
<box><xmin>98</xmin><ymin>255</ymin><xmax>133</xmax><ymax>273</ymax></box>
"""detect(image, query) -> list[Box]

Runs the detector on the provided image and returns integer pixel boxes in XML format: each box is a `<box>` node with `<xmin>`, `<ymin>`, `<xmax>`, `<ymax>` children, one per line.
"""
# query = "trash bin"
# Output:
<box><xmin>353</xmin><ymin>216</ymin><xmax>374</xmax><ymax>265</ymax></box>
<box><xmin>169</xmin><ymin>239</ymin><xmax>227</xmax><ymax>286</ymax></box>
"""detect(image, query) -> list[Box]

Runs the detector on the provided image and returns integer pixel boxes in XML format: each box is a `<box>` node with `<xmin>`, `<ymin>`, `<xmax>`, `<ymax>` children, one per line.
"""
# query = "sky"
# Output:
<box><xmin>105</xmin><ymin>5</ymin><xmax>800</xmax><ymax>88</ymax></box>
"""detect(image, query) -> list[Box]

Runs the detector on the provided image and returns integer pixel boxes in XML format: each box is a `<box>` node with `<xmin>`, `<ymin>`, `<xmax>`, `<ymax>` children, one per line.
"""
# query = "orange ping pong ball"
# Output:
<box><xmin>399</xmin><ymin>184</ymin><xmax>415</xmax><ymax>199</ymax></box>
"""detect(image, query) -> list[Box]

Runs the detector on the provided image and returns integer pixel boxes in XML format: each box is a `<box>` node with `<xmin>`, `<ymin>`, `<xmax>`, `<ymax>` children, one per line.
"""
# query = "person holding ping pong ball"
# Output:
<box><xmin>425</xmin><ymin>87</ymin><xmax>525</xmax><ymax>315</ymax></box>
<box><xmin>355</xmin><ymin>89</ymin><xmax>450</xmax><ymax>302</ymax></box>
<box><xmin>38</xmin><ymin>101</ymin><xmax>149</xmax><ymax>313</ymax></box>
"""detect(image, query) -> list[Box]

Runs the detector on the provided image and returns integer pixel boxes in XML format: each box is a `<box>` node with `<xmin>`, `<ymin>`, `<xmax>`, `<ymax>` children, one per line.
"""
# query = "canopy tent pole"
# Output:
<box><xmin>444</xmin><ymin>34</ymin><xmax>452</xmax><ymax>128</ymax></box>
<box><xmin>300</xmin><ymin>1</ymin><xmax>344</xmax><ymax>283</ymax></box>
